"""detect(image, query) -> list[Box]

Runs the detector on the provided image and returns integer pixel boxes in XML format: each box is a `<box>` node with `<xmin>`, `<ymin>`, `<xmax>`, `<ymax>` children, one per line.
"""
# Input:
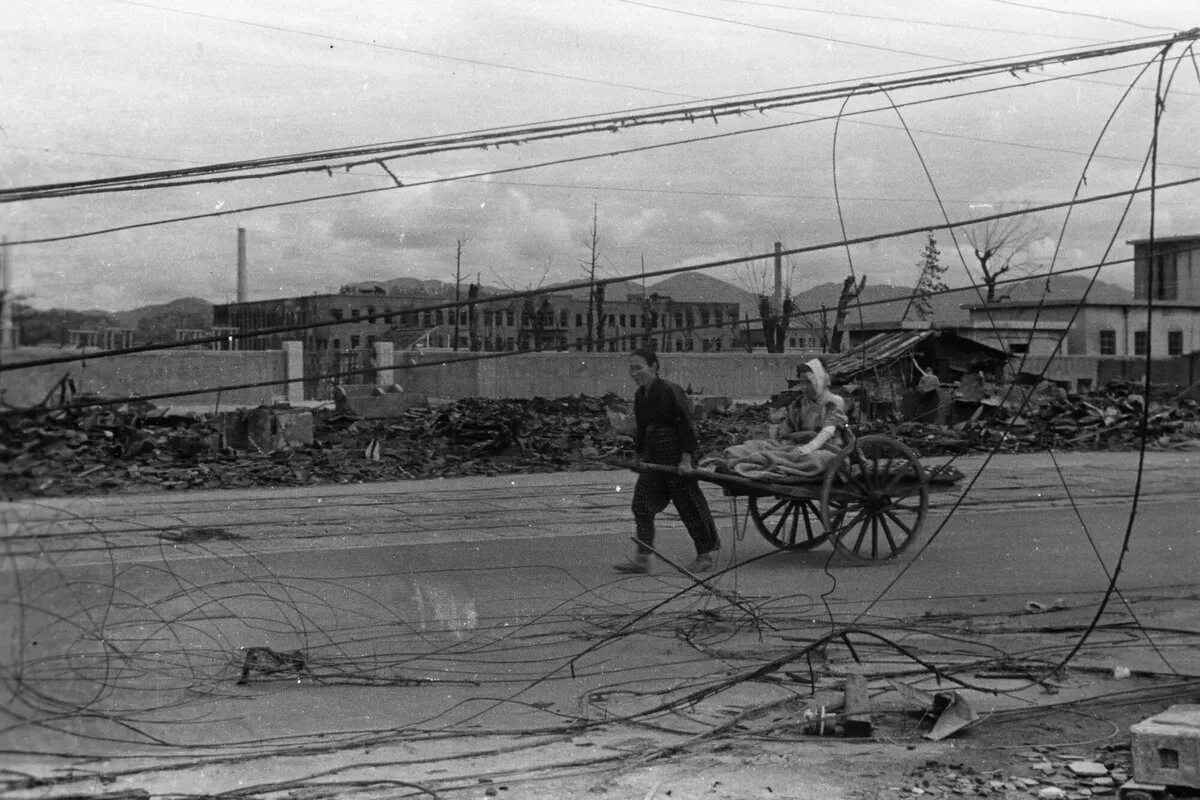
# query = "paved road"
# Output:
<box><xmin>1</xmin><ymin>449</ymin><xmax>1197</xmax><ymax>797</ymax></box>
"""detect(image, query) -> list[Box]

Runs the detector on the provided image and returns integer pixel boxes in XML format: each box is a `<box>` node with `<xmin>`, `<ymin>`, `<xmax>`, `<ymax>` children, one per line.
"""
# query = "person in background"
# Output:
<box><xmin>778</xmin><ymin>358</ymin><xmax>849</xmax><ymax>463</ymax></box>
<box><xmin>615</xmin><ymin>348</ymin><xmax>721</xmax><ymax>575</ymax></box>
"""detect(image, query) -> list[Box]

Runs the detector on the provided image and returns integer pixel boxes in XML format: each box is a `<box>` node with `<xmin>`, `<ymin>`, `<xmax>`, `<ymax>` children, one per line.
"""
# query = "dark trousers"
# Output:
<box><xmin>632</xmin><ymin>427</ymin><xmax>720</xmax><ymax>556</ymax></box>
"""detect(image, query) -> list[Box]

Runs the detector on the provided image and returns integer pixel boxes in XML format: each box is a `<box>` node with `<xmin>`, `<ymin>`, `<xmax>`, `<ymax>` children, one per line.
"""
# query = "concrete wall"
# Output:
<box><xmin>393</xmin><ymin>350</ymin><xmax>808</xmax><ymax>400</ymax></box>
<box><xmin>0</xmin><ymin>347</ymin><xmax>289</xmax><ymax>410</ymax></box>
<box><xmin>1021</xmin><ymin>353</ymin><xmax>1200</xmax><ymax>394</ymax></box>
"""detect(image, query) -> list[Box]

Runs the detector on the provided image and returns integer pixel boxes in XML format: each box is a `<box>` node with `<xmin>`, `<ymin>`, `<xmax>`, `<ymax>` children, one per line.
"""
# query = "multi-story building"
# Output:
<box><xmin>212</xmin><ymin>281</ymin><xmax>743</xmax><ymax>355</ymax></box>
<box><xmin>964</xmin><ymin>233</ymin><xmax>1200</xmax><ymax>358</ymax></box>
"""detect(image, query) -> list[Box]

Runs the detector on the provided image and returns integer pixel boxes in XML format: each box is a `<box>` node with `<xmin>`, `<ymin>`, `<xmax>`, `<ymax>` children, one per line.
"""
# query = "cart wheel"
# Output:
<box><xmin>820</xmin><ymin>435</ymin><xmax>929</xmax><ymax>562</ymax></box>
<box><xmin>748</xmin><ymin>495</ymin><xmax>830</xmax><ymax>550</ymax></box>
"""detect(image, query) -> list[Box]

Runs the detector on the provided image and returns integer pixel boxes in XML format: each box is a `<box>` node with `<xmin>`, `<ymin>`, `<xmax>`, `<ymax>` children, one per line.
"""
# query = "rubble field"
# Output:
<box><xmin>2</xmin><ymin>382</ymin><xmax>1198</xmax><ymax>501</ymax></box>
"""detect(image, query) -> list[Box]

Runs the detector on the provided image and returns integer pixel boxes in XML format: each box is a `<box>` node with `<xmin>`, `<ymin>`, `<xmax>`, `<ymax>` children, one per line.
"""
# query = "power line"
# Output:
<box><xmin>615</xmin><ymin>0</ymin><xmax>1197</xmax><ymax>99</ymax></box>
<box><xmin>5</xmin><ymin>181</ymin><xmax>1196</xmax><ymax>373</ymax></box>
<box><xmin>111</xmin><ymin>0</ymin><xmax>691</xmax><ymax>100</ymax></box>
<box><xmin>13</xmin><ymin>50</ymin><xmax>1199</xmax><ymax>207</ymax></box>
<box><xmin>706</xmin><ymin>0</ymin><xmax>1108</xmax><ymax>42</ymax></box>
<box><xmin>0</xmin><ymin>252</ymin><xmax>1151</xmax><ymax>409</ymax></box>
<box><xmin>985</xmin><ymin>0</ymin><xmax>1177</xmax><ymax>33</ymax></box>
<box><xmin>4</xmin><ymin>31</ymin><xmax>1194</xmax><ymax>204</ymax></box>
<box><xmin>5</xmin><ymin>55</ymin><xmax>1195</xmax><ymax>249</ymax></box>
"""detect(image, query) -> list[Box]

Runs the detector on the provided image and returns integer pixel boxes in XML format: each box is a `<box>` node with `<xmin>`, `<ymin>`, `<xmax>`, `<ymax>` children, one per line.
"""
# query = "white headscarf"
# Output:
<box><xmin>802</xmin><ymin>358</ymin><xmax>830</xmax><ymax>397</ymax></box>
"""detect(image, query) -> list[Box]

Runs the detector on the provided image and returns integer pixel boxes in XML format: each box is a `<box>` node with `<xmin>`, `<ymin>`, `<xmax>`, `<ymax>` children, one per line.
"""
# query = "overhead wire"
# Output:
<box><xmin>706</xmin><ymin>0</ymin><xmax>1112</xmax><ymax>42</ymax></box>
<box><xmin>6</xmin><ymin>53</ymin><xmax>1198</xmax><ymax>252</ymax></box>
<box><xmin>986</xmin><ymin>0</ymin><xmax>1178</xmax><ymax>33</ymax></box>
<box><xmin>5</xmin><ymin>18</ymin><xmax>1200</xmax><ymax>777</ymax></box>
<box><xmin>5</xmin><ymin>184</ymin><xmax>1198</xmax><ymax>378</ymax></box>
<box><xmin>4</xmin><ymin>31</ymin><xmax>1197</xmax><ymax>205</ymax></box>
<box><xmin>1</xmin><ymin>248</ymin><xmax>1186</xmax><ymax>419</ymax></box>
<box><xmin>836</xmin><ymin>38</ymin><xmax>1191</xmax><ymax>690</ymax></box>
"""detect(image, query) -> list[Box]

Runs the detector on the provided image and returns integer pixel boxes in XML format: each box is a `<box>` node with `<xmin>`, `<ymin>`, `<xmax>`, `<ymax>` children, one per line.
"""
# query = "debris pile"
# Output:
<box><xmin>888</xmin><ymin>746</ymin><xmax>1131</xmax><ymax>799</ymax></box>
<box><xmin>855</xmin><ymin>381</ymin><xmax>1200</xmax><ymax>455</ymax></box>
<box><xmin>1</xmin><ymin>395</ymin><xmax>681</xmax><ymax>500</ymax></box>
<box><xmin>2</xmin><ymin>382</ymin><xmax>1197</xmax><ymax>500</ymax></box>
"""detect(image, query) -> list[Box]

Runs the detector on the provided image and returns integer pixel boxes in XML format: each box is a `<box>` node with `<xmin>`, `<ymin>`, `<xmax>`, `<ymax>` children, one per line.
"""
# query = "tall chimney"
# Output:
<box><xmin>236</xmin><ymin>227</ymin><xmax>247</xmax><ymax>303</ymax></box>
<box><xmin>772</xmin><ymin>241</ymin><xmax>783</xmax><ymax>316</ymax></box>
<box><xmin>0</xmin><ymin>238</ymin><xmax>15</xmax><ymax>351</ymax></box>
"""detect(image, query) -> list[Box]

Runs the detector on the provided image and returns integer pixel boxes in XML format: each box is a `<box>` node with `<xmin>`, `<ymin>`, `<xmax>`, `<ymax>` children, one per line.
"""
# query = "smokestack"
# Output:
<box><xmin>236</xmin><ymin>227</ymin><xmax>247</xmax><ymax>303</ymax></box>
<box><xmin>772</xmin><ymin>241</ymin><xmax>783</xmax><ymax>316</ymax></box>
<box><xmin>1</xmin><ymin>238</ymin><xmax>15</xmax><ymax>351</ymax></box>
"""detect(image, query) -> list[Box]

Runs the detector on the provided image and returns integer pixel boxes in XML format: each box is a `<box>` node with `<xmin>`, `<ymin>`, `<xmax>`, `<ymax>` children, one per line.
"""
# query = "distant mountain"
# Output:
<box><xmin>989</xmin><ymin>272</ymin><xmax>1133</xmax><ymax>304</ymax></box>
<box><xmin>646</xmin><ymin>273</ymin><xmax>759</xmax><ymax>310</ymax></box>
<box><xmin>112</xmin><ymin>297</ymin><xmax>214</xmax><ymax>344</ymax></box>
<box><xmin>113</xmin><ymin>297</ymin><xmax>213</xmax><ymax>329</ymax></box>
<box><xmin>351</xmin><ymin>269</ymin><xmax>1133</xmax><ymax>321</ymax></box>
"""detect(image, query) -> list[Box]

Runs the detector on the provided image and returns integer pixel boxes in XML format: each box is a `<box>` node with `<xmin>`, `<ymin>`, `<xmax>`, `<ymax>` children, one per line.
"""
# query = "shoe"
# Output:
<box><xmin>613</xmin><ymin>556</ymin><xmax>649</xmax><ymax>574</ymax></box>
<box><xmin>686</xmin><ymin>553</ymin><xmax>716</xmax><ymax>573</ymax></box>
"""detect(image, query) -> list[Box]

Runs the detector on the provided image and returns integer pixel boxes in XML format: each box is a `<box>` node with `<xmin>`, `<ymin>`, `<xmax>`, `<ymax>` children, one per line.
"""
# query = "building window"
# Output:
<box><xmin>367</xmin><ymin>306</ymin><xmax>375</xmax><ymax>318</ymax></box>
<box><xmin>350</xmin><ymin>308</ymin><xmax>360</xmax><ymax>319</ymax></box>
<box><xmin>560</xmin><ymin>311</ymin><xmax>569</xmax><ymax>327</ymax></box>
<box><xmin>350</xmin><ymin>335</ymin><xmax>361</xmax><ymax>348</ymax></box>
<box><xmin>788</xmin><ymin>337</ymin><xmax>796</xmax><ymax>348</ymax></box>
<box><xmin>631</xmin><ymin>314</ymin><xmax>639</xmax><ymax>329</ymax></box>
<box><xmin>1168</xmin><ymin>330</ymin><xmax>1184</xmax><ymax>356</ymax></box>
<box><xmin>1099</xmin><ymin>329</ymin><xmax>1116</xmax><ymax>355</ymax></box>
<box><xmin>576</xmin><ymin>313</ymin><xmax>583</xmax><ymax>327</ymax></box>
<box><xmin>1134</xmin><ymin>330</ymin><xmax>1148</xmax><ymax>355</ymax></box>
<box><xmin>331</xmin><ymin>309</ymin><xmax>344</xmax><ymax>321</ymax></box>
<box><xmin>1010</xmin><ymin>342</ymin><xmax>1029</xmax><ymax>354</ymax></box>
<box><xmin>332</xmin><ymin>338</ymin><xmax>341</xmax><ymax>349</ymax></box>
<box><xmin>619</xmin><ymin>314</ymin><xmax>626</xmax><ymax>327</ymax></box>
<box><xmin>506</xmin><ymin>311</ymin><xmax>515</xmax><ymax>326</ymax></box>
<box><xmin>575</xmin><ymin>337</ymin><xmax>583</xmax><ymax>351</ymax></box>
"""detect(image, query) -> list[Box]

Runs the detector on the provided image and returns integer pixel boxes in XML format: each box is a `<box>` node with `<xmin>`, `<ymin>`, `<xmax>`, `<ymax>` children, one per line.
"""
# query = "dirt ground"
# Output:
<box><xmin>488</xmin><ymin>686</ymin><xmax>1179</xmax><ymax>800</ymax></box>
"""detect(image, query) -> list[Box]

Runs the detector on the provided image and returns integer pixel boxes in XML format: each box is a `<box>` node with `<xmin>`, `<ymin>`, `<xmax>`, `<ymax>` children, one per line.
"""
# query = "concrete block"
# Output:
<box><xmin>691</xmin><ymin>394</ymin><xmax>731</xmax><ymax>420</ymax></box>
<box><xmin>335</xmin><ymin>384</ymin><xmax>418</xmax><ymax>419</ymax></box>
<box><xmin>1130</xmin><ymin>704</ymin><xmax>1200</xmax><ymax>789</ymax></box>
<box><xmin>220</xmin><ymin>407</ymin><xmax>313</xmax><ymax>452</ymax></box>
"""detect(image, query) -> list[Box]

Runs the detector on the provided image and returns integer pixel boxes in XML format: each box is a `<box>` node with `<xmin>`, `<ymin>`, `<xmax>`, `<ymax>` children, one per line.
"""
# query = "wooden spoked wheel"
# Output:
<box><xmin>819</xmin><ymin>435</ymin><xmax>929</xmax><ymax>563</ymax></box>
<box><xmin>748</xmin><ymin>494</ymin><xmax>830</xmax><ymax>551</ymax></box>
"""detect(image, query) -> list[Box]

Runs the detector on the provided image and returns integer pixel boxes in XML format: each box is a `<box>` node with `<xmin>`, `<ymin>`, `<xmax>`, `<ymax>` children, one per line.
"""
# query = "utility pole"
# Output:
<box><xmin>453</xmin><ymin>239</ymin><xmax>464</xmax><ymax>351</ymax></box>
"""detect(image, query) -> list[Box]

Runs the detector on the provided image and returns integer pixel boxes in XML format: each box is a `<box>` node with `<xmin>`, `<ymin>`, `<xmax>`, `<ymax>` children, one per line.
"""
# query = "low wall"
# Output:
<box><xmin>0</xmin><ymin>347</ymin><xmax>289</xmax><ymax>410</ymax></box>
<box><xmin>392</xmin><ymin>350</ymin><xmax>806</xmax><ymax>400</ymax></box>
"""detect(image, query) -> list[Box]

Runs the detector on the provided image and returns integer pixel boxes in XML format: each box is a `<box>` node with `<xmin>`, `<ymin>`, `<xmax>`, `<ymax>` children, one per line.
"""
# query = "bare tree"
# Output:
<box><xmin>521</xmin><ymin>293</ymin><xmax>553</xmax><ymax>351</ymax></box>
<box><xmin>962</xmin><ymin>212</ymin><xmax>1045</xmax><ymax>302</ymax></box>
<box><xmin>580</xmin><ymin>201</ymin><xmax>602</xmax><ymax>353</ymax></box>
<box><xmin>828</xmin><ymin>275</ymin><xmax>866</xmax><ymax>354</ymax></box>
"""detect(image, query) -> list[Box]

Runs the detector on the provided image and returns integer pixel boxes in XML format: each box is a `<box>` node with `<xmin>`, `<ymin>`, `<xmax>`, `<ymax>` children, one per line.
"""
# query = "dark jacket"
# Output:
<box><xmin>634</xmin><ymin>377</ymin><xmax>698</xmax><ymax>455</ymax></box>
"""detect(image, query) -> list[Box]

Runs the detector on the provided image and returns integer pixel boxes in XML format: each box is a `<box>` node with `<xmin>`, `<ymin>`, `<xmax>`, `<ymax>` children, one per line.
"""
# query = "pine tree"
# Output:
<box><xmin>910</xmin><ymin>233</ymin><xmax>947</xmax><ymax>321</ymax></box>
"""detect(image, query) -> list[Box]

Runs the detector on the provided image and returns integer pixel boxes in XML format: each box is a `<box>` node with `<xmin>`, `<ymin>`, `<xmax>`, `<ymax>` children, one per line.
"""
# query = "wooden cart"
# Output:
<box><xmin>635</xmin><ymin>434</ymin><xmax>962</xmax><ymax>563</ymax></box>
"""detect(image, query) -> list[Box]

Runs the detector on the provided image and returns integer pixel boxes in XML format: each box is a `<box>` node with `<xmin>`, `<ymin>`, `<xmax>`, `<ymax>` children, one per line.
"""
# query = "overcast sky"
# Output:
<box><xmin>2</xmin><ymin>0</ymin><xmax>1198</xmax><ymax>311</ymax></box>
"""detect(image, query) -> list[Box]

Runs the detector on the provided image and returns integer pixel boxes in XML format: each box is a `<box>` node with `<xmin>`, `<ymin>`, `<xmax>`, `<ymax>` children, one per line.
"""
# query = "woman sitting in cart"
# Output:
<box><xmin>701</xmin><ymin>358</ymin><xmax>850</xmax><ymax>483</ymax></box>
<box><xmin>775</xmin><ymin>357</ymin><xmax>850</xmax><ymax>470</ymax></box>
